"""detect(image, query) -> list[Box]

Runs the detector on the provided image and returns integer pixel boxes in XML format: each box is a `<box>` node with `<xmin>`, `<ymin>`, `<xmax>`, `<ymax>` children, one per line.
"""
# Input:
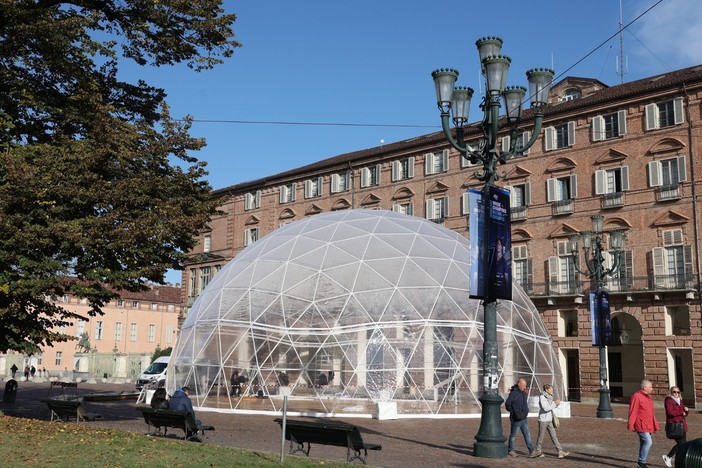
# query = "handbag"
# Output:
<box><xmin>551</xmin><ymin>411</ymin><xmax>560</xmax><ymax>428</ymax></box>
<box><xmin>666</xmin><ymin>421</ymin><xmax>684</xmax><ymax>439</ymax></box>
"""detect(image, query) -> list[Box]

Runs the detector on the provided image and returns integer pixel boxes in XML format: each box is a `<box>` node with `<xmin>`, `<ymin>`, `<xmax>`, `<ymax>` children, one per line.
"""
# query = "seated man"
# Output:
<box><xmin>169</xmin><ymin>386</ymin><xmax>202</xmax><ymax>440</ymax></box>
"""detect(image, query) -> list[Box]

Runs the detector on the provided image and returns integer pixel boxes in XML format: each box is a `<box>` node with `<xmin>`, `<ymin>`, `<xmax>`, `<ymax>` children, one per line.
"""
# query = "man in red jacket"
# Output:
<box><xmin>628</xmin><ymin>379</ymin><xmax>660</xmax><ymax>468</ymax></box>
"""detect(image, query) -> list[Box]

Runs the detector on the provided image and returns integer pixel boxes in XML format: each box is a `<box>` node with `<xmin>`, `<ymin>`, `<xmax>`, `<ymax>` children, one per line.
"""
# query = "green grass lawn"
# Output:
<box><xmin>1</xmin><ymin>416</ymin><xmax>350</xmax><ymax>467</ymax></box>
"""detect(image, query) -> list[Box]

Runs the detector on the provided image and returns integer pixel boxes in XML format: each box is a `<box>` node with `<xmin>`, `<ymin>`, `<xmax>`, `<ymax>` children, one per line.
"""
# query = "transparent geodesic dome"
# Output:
<box><xmin>168</xmin><ymin>209</ymin><xmax>564</xmax><ymax>417</ymax></box>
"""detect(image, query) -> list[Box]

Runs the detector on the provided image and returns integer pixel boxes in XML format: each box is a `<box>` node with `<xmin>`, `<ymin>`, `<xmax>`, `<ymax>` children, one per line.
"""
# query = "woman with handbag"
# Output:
<box><xmin>662</xmin><ymin>386</ymin><xmax>689</xmax><ymax>467</ymax></box>
<box><xmin>530</xmin><ymin>383</ymin><xmax>569</xmax><ymax>459</ymax></box>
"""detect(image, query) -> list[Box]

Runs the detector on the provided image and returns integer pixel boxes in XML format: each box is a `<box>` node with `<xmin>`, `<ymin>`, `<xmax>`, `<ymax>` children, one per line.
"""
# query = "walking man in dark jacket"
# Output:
<box><xmin>505</xmin><ymin>378</ymin><xmax>535</xmax><ymax>457</ymax></box>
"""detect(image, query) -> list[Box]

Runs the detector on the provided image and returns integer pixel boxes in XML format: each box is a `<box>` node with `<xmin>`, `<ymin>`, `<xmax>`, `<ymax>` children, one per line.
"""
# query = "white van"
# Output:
<box><xmin>136</xmin><ymin>356</ymin><xmax>169</xmax><ymax>390</ymax></box>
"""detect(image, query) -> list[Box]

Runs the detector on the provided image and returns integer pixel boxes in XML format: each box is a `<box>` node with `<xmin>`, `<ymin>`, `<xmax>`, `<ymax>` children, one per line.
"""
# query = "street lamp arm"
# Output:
<box><xmin>440</xmin><ymin>112</ymin><xmax>480</xmax><ymax>157</ymax></box>
<box><xmin>602</xmin><ymin>250</ymin><xmax>623</xmax><ymax>278</ymax></box>
<box><xmin>572</xmin><ymin>253</ymin><xmax>596</xmax><ymax>277</ymax></box>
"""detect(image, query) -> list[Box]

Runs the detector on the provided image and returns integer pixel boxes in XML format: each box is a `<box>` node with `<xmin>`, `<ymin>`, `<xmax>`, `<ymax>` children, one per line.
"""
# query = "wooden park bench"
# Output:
<box><xmin>41</xmin><ymin>398</ymin><xmax>102</xmax><ymax>422</ymax></box>
<box><xmin>274</xmin><ymin>418</ymin><xmax>382</xmax><ymax>464</ymax></box>
<box><xmin>138</xmin><ymin>408</ymin><xmax>215</xmax><ymax>441</ymax></box>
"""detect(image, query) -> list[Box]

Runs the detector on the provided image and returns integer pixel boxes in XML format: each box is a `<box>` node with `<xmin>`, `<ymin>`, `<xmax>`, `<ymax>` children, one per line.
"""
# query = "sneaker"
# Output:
<box><xmin>529</xmin><ymin>450</ymin><xmax>543</xmax><ymax>458</ymax></box>
<box><xmin>662</xmin><ymin>455</ymin><xmax>672</xmax><ymax>468</ymax></box>
<box><xmin>508</xmin><ymin>450</ymin><xmax>518</xmax><ymax>457</ymax></box>
<box><xmin>558</xmin><ymin>451</ymin><xmax>569</xmax><ymax>459</ymax></box>
<box><xmin>637</xmin><ymin>463</ymin><xmax>648</xmax><ymax>468</ymax></box>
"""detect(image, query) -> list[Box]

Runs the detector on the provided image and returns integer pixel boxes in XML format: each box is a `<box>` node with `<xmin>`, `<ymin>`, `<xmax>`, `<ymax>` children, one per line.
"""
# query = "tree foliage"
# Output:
<box><xmin>0</xmin><ymin>0</ymin><xmax>240</xmax><ymax>353</ymax></box>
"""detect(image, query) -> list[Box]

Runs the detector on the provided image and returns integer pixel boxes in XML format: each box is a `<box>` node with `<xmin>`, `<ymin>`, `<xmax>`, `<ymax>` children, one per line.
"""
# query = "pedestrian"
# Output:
<box><xmin>30</xmin><ymin>365</ymin><xmax>36</xmax><ymax>378</ymax></box>
<box><xmin>531</xmin><ymin>383</ymin><xmax>569</xmax><ymax>459</ymax></box>
<box><xmin>23</xmin><ymin>365</ymin><xmax>30</xmax><ymax>379</ymax></box>
<box><xmin>628</xmin><ymin>379</ymin><xmax>660</xmax><ymax>468</ymax></box>
<box><xmin>10</xmin><ymin>363</ymin><xmax>18</xmax><ymax>379</ymax></box>
<box><xmin>662</xmin><ymin>386</ymin><xmax>689</xmax><ymax>467</ymax></box>
<box><xmin>505</xmin><ymin>377</ymin><xmax>535</xmax><ymax>457</ymax></box>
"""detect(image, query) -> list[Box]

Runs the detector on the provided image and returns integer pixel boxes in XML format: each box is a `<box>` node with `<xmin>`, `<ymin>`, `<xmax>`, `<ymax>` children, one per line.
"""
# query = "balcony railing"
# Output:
<box><xmin>655</xmin><ymin>184</ymin><xmax>682</xmax><ymax>201</ymax></box>
<box><xmin>527</xmin><ymin>274</ymin><xmax>696</xmax><ymax>297</ymax></box>
<box><xmin>551</xmin><ymin>199</ymin><xmax>573</xmax><ymax>216</ymax></box>
<box><xmin>601</xmin><ymin>192</ymin><xmax>624</xmax><ymax>209</ymax></box>
<box><xmin>511</xmin><ymin>205</ymin><xmax>528</xmax><ymax>221</ymax></box>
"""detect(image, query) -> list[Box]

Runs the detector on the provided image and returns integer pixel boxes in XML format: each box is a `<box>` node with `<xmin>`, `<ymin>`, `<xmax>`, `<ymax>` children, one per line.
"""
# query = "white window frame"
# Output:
<box><xmin>546</xmin><ymin>175</ymin><xmax>578</xmax><ymax>202</ymax></box>
<box><xmin>244</xmin><ymin>227</ymin><xmax>260</xmax><ymax>246</ymax></box>
<box><xmin>304</xmin><ymin>177</ymin><xmax>324</xmax><ymax>198</ymax></box>
<box><xmin>592</xmin><ymin>110</ymin><xmax>627</xmax><ymax>141</ymax></box>
<box><xmin>544</xmin><ymin>121</ymin><xmax>576</xmax><ymax>151</ymax></box>
<box><xmin>424</xmin><ymin>150</ymin><xmax>449</xmax><ymax>175</ymax></box>
<box><xmin>500</xmin><ymin>131</ymin><xmax>531</xmax><ymax>155</ymax></box>
<box><xmin>148</xmin><ymin>324</ymin><xmax>156</xmax><ymax>343</ymax></box>
<box><xmin>645</xmin><ymin>97</ymin><xmax>684</xmax><ymax>130</ymax></box>
<box><xmin>392</xmin><ymin>202</ymin><xmax>413</xmax><ymax>216</ymax></box>
<box><xmin>95</xmin><ymin>321</ymin><xmax>103</xmax><ymax>341</ymax></box>
<box><xmin>55</xmin><ymin>351</ymin><xmax>62</xmax><ymax>366</ymax></box>
<box><xmin>331</xmin><ymin>172</ymin><xmax>350</xmax><ymax>193</ymax></box>
<box><xmin>361</xmin><ymin>164</ymin><xmax>381</xmax><ymax>188</ymax></box>
<box><xmin>244</xmin><ymin>190</ymin><xmax>261</xmax><ymax>211</ymax></box>
<box><xmin>595</xmin><ymin>166</ymin><xmax>630</xmax><ymax>194</ymax></box>
<box><xmin>115</xmin><ymin>322</ymin><xmax>122</xmax><ymax>341</ymax></box>
<box><xmin>200</xmin><ymin>266</ymin><xmax>211</xmax><ymax>291</ymax></box>
<box><xmin>279</xmin><ymin>182</ymin><xmax>297</xmax><ymax>203</ymax></box>
<box><xmin>165</xmin><ymin>325</ymin><xmax>174</xmax><ymax>344</ymax></box>
<box><xmin>647</xmin><ymin>156</ymin><xmax>687</xmax><ymax>187</ymax></box>
<box><xmin>425</xmin><ymin>196</ymin><xmax>449</xmax><ymax>221</ymax></box>
<box><xmin>504</xmin><ymin>183</ymin><xmax>531</xmax><ymax>207</ymax></box>
<box><xmin>130</xmin><ymin>323</ymin><xmax>137</xmax><ymax>342</ymax></box>
<box><xmin>203</xmin><ymin>235</ymin><xmax>211</xmax><ymax>253</ymax></box>
<box><xmin>392</xmin><ymin>157</ymin><xmax>415</xmax><ymax>181</ymax></box>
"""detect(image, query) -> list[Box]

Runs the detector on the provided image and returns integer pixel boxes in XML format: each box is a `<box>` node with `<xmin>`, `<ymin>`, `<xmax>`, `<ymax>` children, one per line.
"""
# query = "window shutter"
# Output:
<box><xmin>569</xmin><ymin>174</ymin><xmax>578</xmax><ymax>198</ymax></box>
<box><xmin>391</xmin><ymin>161</ymin><xmax>400</xmax><ymax>181</ymax></box>
<box><xmin>462</xmin><ymin>192</ymin><xmax>470</xmax><ymax>215</ymax></box>
<box><xmin>623</xmin><ymin>250</ymin><xmax>634</xmax><ymax>286</ymax></box>
<box><xmin>545</xmin><ymin>126</ymin><xmax>555</xmax><ymax>151</ymax></box>
<box><xmin>361</xmin><ymin>167</ymin><xmax>370</xmax><ymax>188</ymax></box>
<box><xmin>521</xmin><ymin>131</ymin><xmax>531</xmax><ymax>154</ymax></box>
<box><xmin>663</xmin><ymin>229</ymin><xmax>683</xmax><ymax>246</ymax></box>
<box><xmin>505</xmin><ymin>185</ymin><xmax>514</xmax><ymax>206</ymax></box>
<box><xmin>621</xmin><ymin>166</ymin><xmax>630</xmax><ymax>191</ymax></box>
<box><xmin>648</xmin><ymin>161</ymin><xmax>662</xmax><ymax>187</ymax></box>
<box><xmin>331</xmin><ymin>173</ymin><xmax>340</xmax><ymax>192</ymax></box>
<box><xmin>548</xmin><ymin>256</ymin><xmax>560</xmax><ymax>287</ymax></box>
<box><xmin>255</xmin><ymin>190</ymin><xmax>261</xmax><ymax>208</ymax></box>
<box><xmin>279</xmin><ymin>185</ymin><xmax>286</xmax><ymax>204</ymax></box>
<box><xmin>684</xmin><ymin>244</ymin><xmax>693</xmax><ymax>285</ymax></box>
<box><xmin>501</xmin><ymin>136</ymin><xmax>510</xmax><ymax>153</ymax></box>
<box><xmin>617</xmin><ymin>110</ymin><xmax>627</xmax><ymax>136</ymax></box>
<box><xmin>677</xmin><ymin>155</ymin><xmax>688</xmax><ymax>182</ymax></box>
<box><xmin>602</xmin><ymin>250</ymin><xmax>613</xmax><ymax>270</ymax></box>
<box><xmin>424</xmin><ymin>153</ymin><xmax>433</xmax><ymax>175</ymax></box>
<box><xmin>645</xmin><ymin>103</ymin><xmax>658</xmax><ymax>130</ymax></box>
<box><xmin>524</xmin><ymin>182</ymin><xmax>531</xmax><ymax>206</ymax></box>
<box><xmin>674</xmin><ymin>97</ymin><xmax>684</xmax><ymax>124</ymax></box>
<box><xmin>567</xmin><ymin>121</ymin><xmax>576</xmax><ymax>146</ymax></box>
<box><xmin>375</xmin><ymin>164</ymin><xmax>382</xmax><ymax>185</ymax></box>
<box><xmin>442</xmin><ymin>149</ymin><xmax>449</xmax><ymax>171</ymax></box>
<box><xmin>392</xmin><ymin>204</ymin><xmax>400</xmax><ymax>213</ymax></box>
<box><xmin>425</xmin><ymin>199</ymin><xmax>434</xmax><ymax>219</ymax></box>
<box><xmin>652</xmin><ymin>247</ymin><xmax>666</xmax><ymax>278</ymax></box>
<box><xmin>290</xmin><ymin>183</ymin><xmax>296</xmax><ymax>201</ymax></box>
<box><xmin>595</xmin><ymin>170</ymin><xmax>606</xmax><ymax>195</ymax></box>
<box><xmin>304</xmin><ymin>180</ymin><xmax>312</xmax><ymax>198</ymax></box>
<box><xmin>408</xmin><ymin>156</ymin><xmax>415</xmax><ymax>178</ymax></box>
<box><xmin>546</xmin><ymin>178</ymin><xmax>556</xmax><ymax>202</ymax></box>
<box><xmin>244</xmin><ymin>193</ymin><xmax>253</xmax><ymax>210</ymax></box>
<box><xmin>526</xmin><ymin>258</ymin><xmax>533</xmax><ymax>289</ymax></box>
<box><xmin>317</xmin><ymin>176</ymin><xmax>324</xmax><ymax>196</ymax></box>
<box><xmin>557</xmin><ymin>241</ymin><xmax>569</xmax><ymax>256</ymax></box>
<box><xmin>442</xmin><ymin>196</ymin><xmax>449</xmax><ymax>218</ymax></box>
<box><xmin>592</xmin><ymin>116</ymin><xmax>604</xmax><ymax>141</ymax></box>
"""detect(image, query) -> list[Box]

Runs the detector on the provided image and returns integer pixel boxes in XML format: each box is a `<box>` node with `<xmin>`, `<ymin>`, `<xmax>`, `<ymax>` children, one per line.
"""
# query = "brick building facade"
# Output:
<box><xmin>183</xmin><ymin>65</ymin><xmax>702</xmax><ymax>407</ymax></box>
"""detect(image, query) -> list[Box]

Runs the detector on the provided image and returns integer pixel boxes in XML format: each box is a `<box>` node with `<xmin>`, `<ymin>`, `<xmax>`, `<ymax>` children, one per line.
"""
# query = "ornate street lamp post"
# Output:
<box><xmin>431</xmin><ymin>37</ymin><xmax>553</xmax><ymax>458</ymax></box>
<box><xmin>568</xmin><ymin>215</ymin><xmax>625</xmax><ymax>419</ymax></box>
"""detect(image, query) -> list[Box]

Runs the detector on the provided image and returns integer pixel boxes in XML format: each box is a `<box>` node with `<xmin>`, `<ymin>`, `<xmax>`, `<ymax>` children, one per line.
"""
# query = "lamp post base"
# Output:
<box><xmin>596</xmin><ymin>387</ymin><xmax>614</xmax><ymax>419</ymax></box>
<box><xmin>473</xmin><ymin>392</ymin><xmax>508</xmax><ymax>458</ymax></box>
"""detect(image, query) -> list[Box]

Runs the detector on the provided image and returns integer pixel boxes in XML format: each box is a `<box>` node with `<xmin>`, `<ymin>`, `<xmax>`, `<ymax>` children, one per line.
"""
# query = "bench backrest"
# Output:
<box><xmin>275</xmin><ymin>419</ymin><xmax>363</xmax><ymax>450</ymax></box>
<box><xmin>43</xmin><ymin>399</ymin><xmax>81</xmax><ymax>420</ymax></box>
<box><xmin>140</xmin><ymin>408</ymin><xmax>198</xmax><ymax>432</ymax></box>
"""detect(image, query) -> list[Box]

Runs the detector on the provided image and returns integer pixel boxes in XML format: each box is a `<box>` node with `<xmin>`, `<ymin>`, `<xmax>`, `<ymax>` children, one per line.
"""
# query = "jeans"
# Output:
<box><xmin>508</xmin><ymin>419</ymin><xmax>534</xmax><ymax>453</ymax></box>
<box><xmin>637</xmin><ymin>432</ymin><xmax>652</xmax><ymax>464</ymax></box>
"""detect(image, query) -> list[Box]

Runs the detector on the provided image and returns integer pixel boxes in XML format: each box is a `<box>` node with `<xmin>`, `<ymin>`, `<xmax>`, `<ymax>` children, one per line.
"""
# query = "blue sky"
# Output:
<box><xmin>150</xmin><ymin>0</ymin><xmax>702</xmax><ymax>284</ymax></box>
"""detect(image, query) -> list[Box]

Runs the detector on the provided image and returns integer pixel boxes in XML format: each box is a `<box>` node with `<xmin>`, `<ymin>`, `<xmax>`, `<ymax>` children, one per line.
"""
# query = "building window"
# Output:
<box><xmin>512</xmin><ymin>245</ymin><xmax>532</xmax><ymax>292</ymax></box>
<box><xmin>360</xmin><ymin>164</ymin><xmax>381</xmax><ymax>188</ymax></box>
<box><xmin>392</xmin><ymin>202</ymin><xmax>413</xmax><ymax>216</ymax></box>
<box><xmin>244</xmin><ymin>227</ymin><xmax>260</xmax><ymax>247</ymax></box>
<box><xmin>645</xmin><ymin>97</ymin><xmax>684</xmax><ymax>130</ymax></box>
<box><xmin>392</xmin><ymin>157</ymin><xmax>415</xmax><ymax>181</ymax></box>
<box><xmin>200</xmin><ymin>266</ymin><xmax>211</xmax><ymax>290</ymax></box>
<box><xmin>165</xmin><ymin>325</ymin><xmax>174</xmax><ymax>344</ymax></box>
<box><xmin>244</xmin><ymin>190</ymin><xmax>261</xmax><ymax>211</ymax></box>
<box><xmin>95</xmin><ymin>321</ymin><xmax>103</xmax><ymax>341</ymax></box>
<box><xmin>130</xmin><ymin>323</ymin><xmax>137</xmax><ymax>342</ymax></box>
<box><xmin>55</xmin><ymin>351</ymin><xmax>62</xmax><ymax>366</ymax></box>
<box><xmin>500</xmin><ymin>131</ymin><xmax>531</xmax><ymax>156</ymax></box>
<box><xmin>188</xmin><ymin>268</ymin><xmax>197</xmax><ymax>297</ymax></box>
<box><xmin>595</xmin><ymin>167</ymin><xmax>629</xmax><ymax>194</ymax></box>
<box><xmin>653</xmin><ymin>229</ymin><xmax>693</xmax><ymax>289</ymax></box>
<box><xmin>131</xmin><ymin>300</ymin><xmax>139</xmax><ymax>309</ymax></box>
<box><xmin>425</xmin><ymin>197</ymin><xmax>448</xmax><ymax>222</ymax></box>
<box><xmin>544</xmin><ymin>121</ymin><xmax>576</xmax><ymax>151</ymax></box>
<box><xmin>546</xmin><ymin>175</ymin><xmax>577</xmax><ymax>202</ymax></box>
<box><xmin>304</xmin><ymin>177</ymin><xmax>323</xmax><ymax>198</ymax></box>
<box><xmin>665</xmin><ymin>305</ymin><xmax>691</xmax><ymax>336</ymax></box>
<box><xmin>558</xmin><ymin>310</ymin><xmax>579</xmax><ymax>337</ymax></box>
<box><xmin>115</xmin><ymin>322</ymin><xmax>122</xmax><ymax>341</ymax></box>
<box><xmin>148</xmin><ymin>324</ymin><xmax>156</xmax><ymax>343</ymax></box>
<box><xmin>76</xmin><ymin>320</ymin><xmax>86</xmax><ymax>338</ymax></box>
<box><xmin>424</xmin><ymin>150</ymin><xmax>449</xmax><ymax>175</ymax></box>
<box><xmin>559</xmin><ymin>88</ymin><xmax>581</xmax><ymax>102</ymax></box>
<box><xmin>203</xmin><ymin>235</ymin><xmax>211</xmax><ymax>253</ymax></box>
<box><xmin>117</xmin><ymin>299</ymin><xmax>124</xmax><ymax>307</ymax></box>
<box><xmin>279</xmin><ymin>182</ymin><xmax>297</xmax><ymax>203</ymax></box>
<box><xmin>549</xmin><ymin>241</ymin><xmax>577</xmax><ymax>294</ymax></box>
<box><xmin>592</xmin><ymin>110</ymin><xmax>627</xmax><ymax>141</ymax></box>
<box><xmin>505</xmin><ymin>183</ymin><xmax>531</xmax><ymax>221</ymax></box>
<box><xmin>648</xmin><ymin>156</ymin><xmax>687</xmax><ymax>188</ymax></box>
<box><xmin>331</xmin><ymin>172</ymin><xmax>350</xmax><ymax>193</ymax></box>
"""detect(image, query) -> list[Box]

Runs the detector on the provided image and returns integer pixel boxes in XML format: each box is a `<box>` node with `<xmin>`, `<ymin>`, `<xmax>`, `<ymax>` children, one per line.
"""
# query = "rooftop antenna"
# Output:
<box><xmin>616</xmin><ymin>0</ymin><xmax>628</xmax><ymax>83</ymax></box>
